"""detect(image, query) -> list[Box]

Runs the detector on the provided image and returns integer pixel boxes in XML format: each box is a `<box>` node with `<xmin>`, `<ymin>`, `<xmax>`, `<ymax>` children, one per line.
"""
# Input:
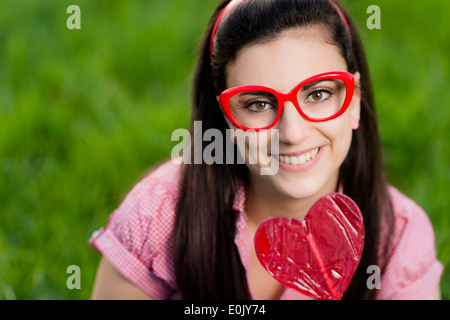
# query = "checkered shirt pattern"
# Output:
<box><xmin>89</xmin><ymin>160</ymin><xmax>443</xmax><ymax>300</ymax></box>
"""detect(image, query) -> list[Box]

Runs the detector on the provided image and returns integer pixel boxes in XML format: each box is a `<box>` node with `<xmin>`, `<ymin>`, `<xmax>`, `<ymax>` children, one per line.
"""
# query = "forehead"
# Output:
<box><xmin>225</xmin><ymin>27</ymin><xmax>348</xmax><ymax>91</ymax></box>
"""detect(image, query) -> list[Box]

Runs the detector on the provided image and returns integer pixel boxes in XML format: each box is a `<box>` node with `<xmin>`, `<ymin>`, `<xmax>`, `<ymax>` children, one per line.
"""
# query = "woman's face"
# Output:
<box><xmin>225</xmin><ymin>27</ymin><xmax>361</xmax><ymax>201</ymax></box>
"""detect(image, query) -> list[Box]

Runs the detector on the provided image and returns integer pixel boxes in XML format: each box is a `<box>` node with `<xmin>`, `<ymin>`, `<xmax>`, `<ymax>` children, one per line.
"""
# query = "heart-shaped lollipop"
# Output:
<box><xmin>254</xmin><ymin>193</ymin><xmax>365</xmax><ymax>300</ymax></box>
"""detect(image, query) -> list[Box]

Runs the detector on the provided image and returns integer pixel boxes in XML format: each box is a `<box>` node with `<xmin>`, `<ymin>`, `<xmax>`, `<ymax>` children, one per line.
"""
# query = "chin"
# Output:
<box><xmin>277</xmin><ymin>184</ymin><xmax>320</xmax><ymax>201</ymax></box>
<box><xmin>268</xmin><ymin>175</ymin><xmax>321</xmax><ymax>201</ymax></box>
<box><xmin>272</xmin><ymin>168</ymin><xmax>339</xmax><ymax>201</ymax></box>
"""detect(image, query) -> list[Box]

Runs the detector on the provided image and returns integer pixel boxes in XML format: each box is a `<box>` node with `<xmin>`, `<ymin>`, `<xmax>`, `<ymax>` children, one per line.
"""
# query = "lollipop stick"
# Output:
<box><xmin>306</xmin><ymin>234</ymin><xmax>339</xmax><ymax>300</ymax></box>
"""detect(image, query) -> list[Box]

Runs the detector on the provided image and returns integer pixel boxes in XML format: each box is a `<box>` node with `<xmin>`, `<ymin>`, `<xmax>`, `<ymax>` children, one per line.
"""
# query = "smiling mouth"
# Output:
<box><xmin>274</xmin><ymin>147</ymin><xmax>320</xmax><ymax>165</ymax></box>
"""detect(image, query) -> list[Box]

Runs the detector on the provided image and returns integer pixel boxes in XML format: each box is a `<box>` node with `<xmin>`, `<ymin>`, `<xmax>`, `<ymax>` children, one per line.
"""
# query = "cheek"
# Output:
<box><xmin>334</xmin><ymin>129</ymin><xmax>353</xmax><ymax>160</ymax></box>
<box><xmin>321</xmin><ymin>116</ymin><xmax>353</xmax><ymax>155</ymax></box>
<box><xmin>237</xmin><ymin>130</ymin><xmax>277</xmax><ymax>165</ymax></box>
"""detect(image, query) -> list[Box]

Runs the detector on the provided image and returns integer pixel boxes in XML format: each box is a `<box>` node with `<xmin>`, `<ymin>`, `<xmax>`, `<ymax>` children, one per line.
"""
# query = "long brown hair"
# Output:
<box><xmin>173</xmin><ymin>0</ymin><xmax>394</xmax><ymax>300</ymax></box>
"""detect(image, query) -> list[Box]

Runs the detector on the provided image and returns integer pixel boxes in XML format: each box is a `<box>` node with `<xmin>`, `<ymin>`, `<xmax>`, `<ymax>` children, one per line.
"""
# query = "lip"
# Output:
<box><xmin>277</xmin><ymin>147</ymin><xmax>321</xmax><ymax>158</ymax></box>
<box><xmin>272</xmin><ymin>146</ymin><xmax>323</xmax><ymax>172</ymax></box>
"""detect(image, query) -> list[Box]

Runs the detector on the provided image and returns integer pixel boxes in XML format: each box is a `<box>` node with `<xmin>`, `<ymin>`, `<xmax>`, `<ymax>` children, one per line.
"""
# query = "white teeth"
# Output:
<box><xmin>277</xmin><ymin>148</ymin><xmax>319</xmax><ymax>166</ymax></box>
<box><xmin>298</xmin><ymin>155</ymin><xmax>306</xmax><ymax>165</ymax></box>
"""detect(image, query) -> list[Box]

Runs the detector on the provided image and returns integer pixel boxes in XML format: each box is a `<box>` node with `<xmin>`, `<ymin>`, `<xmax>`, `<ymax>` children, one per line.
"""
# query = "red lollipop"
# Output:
<box><xmin>254</xmin><ymin>193</ymin><xmax>365</xmax><ymax>300</ymax></box>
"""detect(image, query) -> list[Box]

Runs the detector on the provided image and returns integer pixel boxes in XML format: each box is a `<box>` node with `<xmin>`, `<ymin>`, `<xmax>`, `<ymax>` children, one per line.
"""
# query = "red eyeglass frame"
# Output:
<box><xmin>218</xmin><ymin>71</ymin><xmax>355</xmax><ymax>131</ymax></box>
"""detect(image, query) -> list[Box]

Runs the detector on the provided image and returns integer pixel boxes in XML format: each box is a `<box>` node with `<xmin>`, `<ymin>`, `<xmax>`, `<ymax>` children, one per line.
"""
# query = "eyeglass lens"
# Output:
<box><xmin>228</xmin><ymin>78</ymin><xmax>347</xmax><ymax>128</ymax></box>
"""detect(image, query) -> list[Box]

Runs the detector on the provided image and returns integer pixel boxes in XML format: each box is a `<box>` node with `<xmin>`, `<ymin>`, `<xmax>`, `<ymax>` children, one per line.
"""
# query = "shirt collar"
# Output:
<box><xmin>232</xmin><ymin>182</ymin><xmax>246</xmax><ymax>213</ymax></box>
<box><xmin>230</xmin><ymin>181</ymin><xmax>316</xmax><ymax>300</ymax></box>
<box><xmin>231</xmin><ymin>182</ymin><xmax>251</xmax><ymax>273</ymax></box>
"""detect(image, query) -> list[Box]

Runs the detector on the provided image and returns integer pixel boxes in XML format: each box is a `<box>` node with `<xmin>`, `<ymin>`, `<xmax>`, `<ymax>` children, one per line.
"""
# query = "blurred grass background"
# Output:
<box><xmin>0</xmin><ymin>0</ymin><xmax>448</xmax><ymax>299</ymax></box>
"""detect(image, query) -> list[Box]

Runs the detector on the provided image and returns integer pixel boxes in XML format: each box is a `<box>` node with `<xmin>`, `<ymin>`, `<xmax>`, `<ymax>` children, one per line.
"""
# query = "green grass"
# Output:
<box><xmin>0</xmin><ymin>0</ymin><xmax>448</xmax><ymax>299</ymax></box>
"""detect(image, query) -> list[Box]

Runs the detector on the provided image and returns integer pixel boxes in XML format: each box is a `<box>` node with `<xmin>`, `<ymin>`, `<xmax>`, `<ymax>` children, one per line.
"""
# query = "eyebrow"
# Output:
<box><xmin>238</xmin><ymin>79</ymin><xmax>338</xmax><ymax>95</ymax></box>
<box><xmin>301</xmin><ymin>79</ymin><xmax>336</xmax><ymax>91</ymax></box>
<box><xmin>238</xmin><ymin>91</ymin><xmax>275</xmax><ymax>97</ymax></box>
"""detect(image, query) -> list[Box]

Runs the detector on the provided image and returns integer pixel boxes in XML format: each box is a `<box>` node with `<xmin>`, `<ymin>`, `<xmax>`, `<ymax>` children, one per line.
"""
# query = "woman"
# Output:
<box><xmin>90</xmin><ymin>0</ymin><xmax>442</xmax><ymax>299</ymax></box>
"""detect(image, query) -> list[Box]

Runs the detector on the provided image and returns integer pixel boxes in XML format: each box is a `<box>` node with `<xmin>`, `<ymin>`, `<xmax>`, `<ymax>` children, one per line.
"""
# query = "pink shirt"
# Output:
<box><xmin>89</xmin><ymin>160</ymin><xmax>443</xmax><ymax>300</ymax></box>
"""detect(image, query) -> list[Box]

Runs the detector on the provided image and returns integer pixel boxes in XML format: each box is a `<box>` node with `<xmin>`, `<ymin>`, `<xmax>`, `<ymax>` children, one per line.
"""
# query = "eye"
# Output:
<box><xmin>247</xmin><ymin>100</ymin><xmax>275</xmax><ymax>112</ymax></box>
<box><xmin>312</xmin><ymin>91</ymin><xmax>323</xmax><ymax>101</ymax></box>
<box><xmin>254</xmin><ymin>102</ymin><xmax>268</xmax><ymax>110</ymax></box>
<box><xmin>307</xmin><ymin>90</ymin><xmax>331</xmax><ymax>102</ymax></box>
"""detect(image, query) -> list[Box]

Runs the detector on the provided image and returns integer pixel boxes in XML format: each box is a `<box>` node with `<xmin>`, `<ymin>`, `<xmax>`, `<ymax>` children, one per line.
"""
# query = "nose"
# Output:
<box><xmin>278</xmin><ymin>102</ymin><xmax>311</xmax><ymax>144</ymax></box>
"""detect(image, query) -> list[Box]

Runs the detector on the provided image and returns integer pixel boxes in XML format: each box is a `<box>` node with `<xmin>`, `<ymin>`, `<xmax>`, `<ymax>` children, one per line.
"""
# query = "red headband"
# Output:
<box><xmin>210</xmin><ymin>0</ymin><xmax>351</xmax><ymax>64</ymax></box>
<box><xmin>210</xmin><ymin>0</ymin><xmax>246</xmax><ymax>62</ymax></box>
<box><xmin>328</xmin><ymin>0</ymin><xmax>351</xmax><ymax>37</ymax></box>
